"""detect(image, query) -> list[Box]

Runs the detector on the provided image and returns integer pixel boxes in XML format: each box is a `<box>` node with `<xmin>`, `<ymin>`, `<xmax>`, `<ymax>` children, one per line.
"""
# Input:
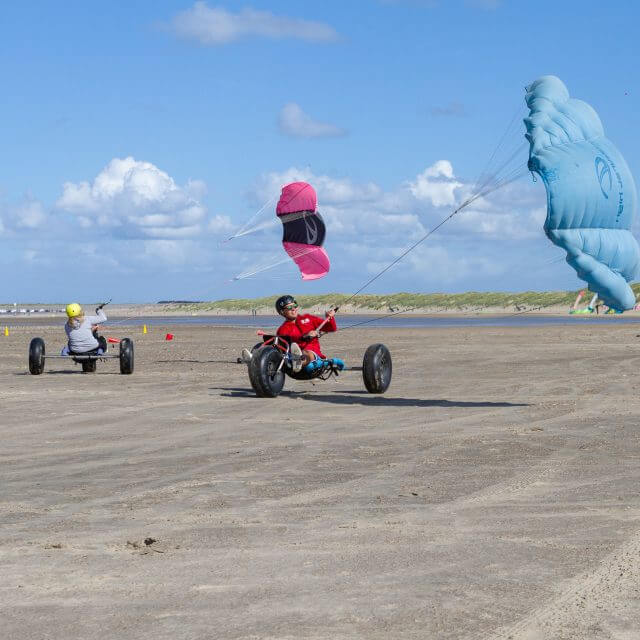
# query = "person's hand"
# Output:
<box><xmin>325</xmin><ymin>308</ymin><xmax>336</xmax><ymax>318</ymax></box>
<box><xmin>306</xmin><ymin>329</ymin><xmax>319</xmax><ymax>338</ymax></box>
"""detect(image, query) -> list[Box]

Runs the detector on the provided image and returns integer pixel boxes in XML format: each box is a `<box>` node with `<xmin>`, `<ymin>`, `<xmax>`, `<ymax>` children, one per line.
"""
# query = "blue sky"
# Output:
<box><xmin>1</xmin><ymin>0</ymin><xmax>639</xmax><ymax>302</ymax></box>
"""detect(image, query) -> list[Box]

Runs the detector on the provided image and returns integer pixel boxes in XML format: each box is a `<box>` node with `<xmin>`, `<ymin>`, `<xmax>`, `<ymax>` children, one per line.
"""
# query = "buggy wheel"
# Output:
<box><xmin>248</xmin><ymin>346</ymin><xmax>285</xmax><ymax>397</ymax></box>
<box><xmin>29</xmin><ymin>338</ymin><xmax>45</xmax><ymax>375</ymax></box>
<box><xmin>82</xmin><ymin>359</ymin><xmax>97</xmax><ymax>373</ymax></box>
<box><xmin>119</xmin><ymin>338</ymin><xmax>134</xmax><ymax>374</ymax></box>
<box><xmin>251</xmin><ymin>342</ymin><xmax>264</xmax><ymax>354</ymax></box>
<box><xmin>362</xmin><ymin>343</ymin><xmax>392</xmax><ymax>394</ymax></box>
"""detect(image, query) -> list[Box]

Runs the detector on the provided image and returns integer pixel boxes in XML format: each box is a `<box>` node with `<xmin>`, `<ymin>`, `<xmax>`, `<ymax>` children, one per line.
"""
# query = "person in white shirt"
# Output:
<box><xmin>63</xmin><ymin>303</ymin><xmax>108</xmax><ymax>354</ymax></box>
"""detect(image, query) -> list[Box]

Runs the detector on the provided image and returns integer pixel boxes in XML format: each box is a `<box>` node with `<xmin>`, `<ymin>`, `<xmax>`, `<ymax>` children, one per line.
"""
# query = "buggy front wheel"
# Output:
<box><xmin>248</xmin><ymin>346</ymin><xmax>286</xmax><ymax>397</ymax></box>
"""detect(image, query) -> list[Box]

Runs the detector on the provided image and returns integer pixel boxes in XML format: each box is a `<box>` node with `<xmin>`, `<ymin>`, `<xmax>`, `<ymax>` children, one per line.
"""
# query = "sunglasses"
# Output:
<box><xmin>283</xmin><ymin>304</ymin><xmax>298</xmax><ymax>310</ymax></box>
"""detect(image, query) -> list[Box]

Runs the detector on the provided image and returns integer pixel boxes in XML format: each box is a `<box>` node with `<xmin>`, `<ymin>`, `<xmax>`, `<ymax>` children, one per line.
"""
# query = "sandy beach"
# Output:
<box><xmin>2</xmin><ymin>321</ymin><xmax>640</xmax><ymax>639</ymax></box>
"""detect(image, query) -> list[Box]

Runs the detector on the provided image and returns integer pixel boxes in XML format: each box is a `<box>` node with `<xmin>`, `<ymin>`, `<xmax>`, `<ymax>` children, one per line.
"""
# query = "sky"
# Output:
<box><xmin>1</xmin><ymin>0</ymin><xmax>639</xmax><ymax>303</ymax></box>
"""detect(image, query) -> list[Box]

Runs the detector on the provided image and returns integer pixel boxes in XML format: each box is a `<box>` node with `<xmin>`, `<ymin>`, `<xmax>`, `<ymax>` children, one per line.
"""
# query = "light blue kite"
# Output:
<box><xmin>524</xmin><ymin>75</ymin><xmax>640</xmax><ymax>311</ymax></box>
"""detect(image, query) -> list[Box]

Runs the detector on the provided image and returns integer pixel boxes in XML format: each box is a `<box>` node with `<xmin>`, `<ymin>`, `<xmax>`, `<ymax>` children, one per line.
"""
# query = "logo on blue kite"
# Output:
<box><xmin>595</xmin><ymin>156</ymin><xmax>612</xmax><ymax>199</ymax></box>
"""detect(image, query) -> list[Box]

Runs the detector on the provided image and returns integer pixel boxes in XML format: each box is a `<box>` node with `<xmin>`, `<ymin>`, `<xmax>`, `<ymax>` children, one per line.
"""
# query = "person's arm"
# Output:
<box><xmin>320</xmin><ymin>309</ymin><xmax>337</xmax><ymax>333</ymax></box>
<box><xmin>86</xmin><ymin>309</ymin><xmax>107</xmax><ymax>325</ymax></box>
<box><xmin>306</xmin><ymin>310</ymin><xmax>337</xmax><ymax>336</ymax></box>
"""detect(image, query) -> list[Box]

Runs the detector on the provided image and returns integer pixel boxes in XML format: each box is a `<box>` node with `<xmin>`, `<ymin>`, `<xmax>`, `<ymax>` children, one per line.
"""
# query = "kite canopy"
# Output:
<box><xmin>525</xmin><ymin>75</ymin><xmax>640</xmax><ymax>310</ymax></box>
<box><xmin>276</xmin><ymin>182</ymin><xmax>330</xmax><ymax>280</ymax></box>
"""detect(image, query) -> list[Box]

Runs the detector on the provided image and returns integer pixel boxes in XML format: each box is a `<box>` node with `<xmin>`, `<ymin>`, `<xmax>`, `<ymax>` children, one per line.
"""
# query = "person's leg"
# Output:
<box><xmin>304</xmin><ymin>350</ymin><xmax>330</xmax><ymax>372</ymax></box>
<box><xmin>289</xmin><ymin>343</ymin><xmax>304</xmax><ymax>372</ymax></box>
<box><xmin>302</xmin><ymin>349</ymin><xmax>317</xmax><ymax>366</ymax></box>
<box><xmin>572</xmin><ymin>290</ymin><xmax>585</xmax><ymax>310</ymax></box>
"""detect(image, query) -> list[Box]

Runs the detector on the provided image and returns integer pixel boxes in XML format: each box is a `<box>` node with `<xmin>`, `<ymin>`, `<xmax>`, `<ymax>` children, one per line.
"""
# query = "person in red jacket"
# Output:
<box><xmin>275</xmin><ymin>295</ymin><xmax>342</xmax><ymax>373</ymax></box>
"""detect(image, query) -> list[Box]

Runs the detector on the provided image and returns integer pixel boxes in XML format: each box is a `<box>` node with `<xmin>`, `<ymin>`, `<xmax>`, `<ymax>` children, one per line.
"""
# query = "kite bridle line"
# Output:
<box><xmin>225</xmin><ymin>181</ymin><xmax>314</xmax><ymax>244</ymax></box>
<box><xmin>223</xmin><ymin>193</ymin><xmax>278</xmax><ymax>244</ymax></box>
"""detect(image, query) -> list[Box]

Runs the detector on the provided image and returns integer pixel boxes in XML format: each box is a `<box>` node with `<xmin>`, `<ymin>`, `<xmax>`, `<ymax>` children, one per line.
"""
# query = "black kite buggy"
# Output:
<box><xmin>28</xmin><ymin>337</ymin><xmax>134</xmax><ymax>375</ymax></box>
<box><xmin>245</xmin><ymin>334</ymin><xmax>392</xmax><ymax>398</ymax></box>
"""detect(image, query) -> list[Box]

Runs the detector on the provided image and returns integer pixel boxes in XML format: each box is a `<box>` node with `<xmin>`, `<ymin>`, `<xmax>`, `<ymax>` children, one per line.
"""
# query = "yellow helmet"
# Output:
<box><xmin>66</xmin><ymin>303</ymin><xmax>83</xmax><ymax>318</ymax></box>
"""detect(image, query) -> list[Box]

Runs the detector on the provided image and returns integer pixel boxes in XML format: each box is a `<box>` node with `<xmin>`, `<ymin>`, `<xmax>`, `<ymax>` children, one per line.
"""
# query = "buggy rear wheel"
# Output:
<box><xmin>82</xmin><ymin>359</ymin><xmax>97</xmax><ymax>373</ymax></box>
<box><xmin>362</xmin><ymin>343</ymin><xmax>392</xmax><ymax>394</ymax></box>
<box><xmin>119</xmin><ymin>338</ymin><xmax>134</xmax><ymax>374</ymax></box>
<box><xmin>248</xmin><ymin>346</ymin><xmax>285</xmax><ymax>397</ymax></box>
<box><xmin>29</xmin><ymin>338</ymin><xmax>45</xmax><ymax>375</ymax></box>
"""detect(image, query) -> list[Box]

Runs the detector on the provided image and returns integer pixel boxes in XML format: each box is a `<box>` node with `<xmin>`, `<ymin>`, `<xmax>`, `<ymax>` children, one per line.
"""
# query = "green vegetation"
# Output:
<box><xmin>163</xmin><ymin>285</ymin><xmax>640</xmax><ymax>313</ymax></box>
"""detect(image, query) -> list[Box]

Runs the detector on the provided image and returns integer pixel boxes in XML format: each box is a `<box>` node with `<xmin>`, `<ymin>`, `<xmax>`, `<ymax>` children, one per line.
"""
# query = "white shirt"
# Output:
<box><xmin>65</xmin><ymin>310</ymin><xmax>107</xmax><ymax>353</ymax></box>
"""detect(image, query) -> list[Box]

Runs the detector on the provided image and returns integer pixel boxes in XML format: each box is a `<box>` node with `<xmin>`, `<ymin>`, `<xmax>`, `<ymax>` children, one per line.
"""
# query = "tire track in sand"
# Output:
<box><xmin>270</xmin><ymin>408</ymin><xmax>578</xmax><ymax>511</ymax></box>
<box><xmin>479</xmin><ymin>527</ymin><xmax>640</xmax><ymax>640</ymax></box>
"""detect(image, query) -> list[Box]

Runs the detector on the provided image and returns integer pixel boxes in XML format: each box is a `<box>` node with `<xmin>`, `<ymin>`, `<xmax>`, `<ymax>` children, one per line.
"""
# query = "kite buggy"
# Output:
<box><xmin>28</xmin><ymin>301</ymin><xmax>134</xmax><ymax>375</ymax></box>
<box><xmin>241</xmin><ymin>295</ymin><xmax>392</xmax><ymax>398</ymax></box>
<box><xmin>245</xmin><ymin>336</ymin><xmax>391</xmax><ymax>398</ymax></box>
<box><xmin>28</xmin><ymin>336</ymin><xmax>134</xmax><ymax>375</ymax></box>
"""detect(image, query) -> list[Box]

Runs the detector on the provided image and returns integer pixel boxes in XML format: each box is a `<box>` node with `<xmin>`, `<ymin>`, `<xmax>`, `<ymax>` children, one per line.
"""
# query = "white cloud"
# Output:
<box><xmin>3</xmin><ymin>156</ymin><xmax>557</xmax><ymax>299</ymax></box>
<box><xmin>56</xmin><ymin>157</ymin><xmax>208</xmax><ymax>239</ymax></box>
<box><xmin>170</xmin><ymin>3</ymin><xmax>339</xmax><ymax>45</ymax></box>
<box><xmin>208</xmin><ymin>214</ymin><xmax>235</xmax><ymax>234</ymax></box>
<box><xmin>278</xmin><ymin>103</ymin><xmax>347</xmax><ymax>139</ymax></box>
<box><xmin>0</xmin><ymin>196</ymin><xmax>48</xmax><ymax>231</ymax></box>
<box><xmin>234</xmin><ymin>161</ymin><xmax>550</xmax><ymax>291</ymax></box>
<box><xmin>13</xmin><ymin>199</ymin><xmax>47</xmax><ymax>229</ymax></box>
<box><xmin>251</xmin><ymin>161</ymin><xmax>540</xmax><ymax>247</ymax></box>
<box><xmin>143</xmin><ymin>239</ymin><xmax>190</xmax><ymax>265</ymax></box>
<box><xmin>408</xmin><ymin>160</ymin><xmax>463</xmax><ymax>207</ymax></box>
<box><xmin>253</xmin><ymin>167</ymin><xmax>381</xmax><ymax>206</ymax></box>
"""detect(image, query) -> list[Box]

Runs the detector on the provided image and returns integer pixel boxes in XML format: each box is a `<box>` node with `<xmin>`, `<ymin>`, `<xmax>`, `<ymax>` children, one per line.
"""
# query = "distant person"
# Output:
<box><xmin>569</xmin><ymin>291</ymin><xmax>597</xmax><ymax>314</ymax></box>
<box><xmin>570</xmin><ymin>290</ymin><xmax>586</xmax><ymax>312</ymax></box>
<box><xmin>62</xmin><ymin>303</ymin><xmax>108</xmax><ymax>355</ymax></box>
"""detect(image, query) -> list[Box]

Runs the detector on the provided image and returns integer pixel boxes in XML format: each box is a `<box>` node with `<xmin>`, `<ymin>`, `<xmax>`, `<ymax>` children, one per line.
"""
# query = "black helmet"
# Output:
<box><xmin>275</xmin><ymin>295</ymin><xmax>297</xmax><ymax>313</ymax></box>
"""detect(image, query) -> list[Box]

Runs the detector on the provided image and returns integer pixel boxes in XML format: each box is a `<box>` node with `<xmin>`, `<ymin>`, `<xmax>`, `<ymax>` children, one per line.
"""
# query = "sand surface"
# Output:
<box><xmin>2</xmin><ymin>322</ymin><xmax>640</xmax><ymax>639</ymax></box>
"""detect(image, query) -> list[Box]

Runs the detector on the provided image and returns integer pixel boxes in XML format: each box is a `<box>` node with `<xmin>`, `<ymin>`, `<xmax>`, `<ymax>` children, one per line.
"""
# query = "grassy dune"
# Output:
<box><xmin>165</xmin><ymin>285</ymin><xmax>640</xmax><ymax>313</ymax></box>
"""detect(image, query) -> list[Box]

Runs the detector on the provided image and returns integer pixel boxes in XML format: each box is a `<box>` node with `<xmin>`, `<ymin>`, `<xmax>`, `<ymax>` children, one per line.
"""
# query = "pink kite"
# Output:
<box><xmin>276</xmin><ymin>182</ymin><xmax>330</xmax><ymax>280</ymax></box>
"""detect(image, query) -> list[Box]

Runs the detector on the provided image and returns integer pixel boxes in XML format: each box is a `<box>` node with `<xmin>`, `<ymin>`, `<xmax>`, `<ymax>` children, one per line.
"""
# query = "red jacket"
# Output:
<box><xmin>277</xmin><ymin>313</ymin><xmax>337</xmax><ymax>358</ymax></box>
